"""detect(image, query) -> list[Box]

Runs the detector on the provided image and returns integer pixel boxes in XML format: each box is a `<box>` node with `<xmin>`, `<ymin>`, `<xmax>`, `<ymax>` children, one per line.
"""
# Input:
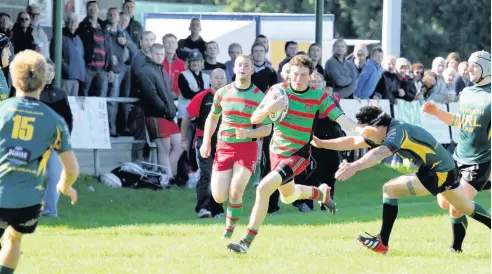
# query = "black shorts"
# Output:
<box><xmin>457</xmin><ymin>161</ymin><xmax>491</xmax><ymax>191</ymax></box>
<box><xmin>0</xmin><ymin>204</ymin><xmax>42</xmax><ymax>234</ymax></box>
<box><xmin>416</xmin><ymin>166</ymin><xmax>459</xmax><ymax>196</ymax></box>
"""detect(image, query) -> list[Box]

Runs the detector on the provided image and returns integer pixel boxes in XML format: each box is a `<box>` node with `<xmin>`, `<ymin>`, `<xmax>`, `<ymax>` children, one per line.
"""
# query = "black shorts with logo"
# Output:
<box><xmin>457</xmin><ymin>161</ymin><xmax>491</xmax><ymax>191</ymax></box>
<box><xmin>416</xmin><ymin>166</ymin><xmax>460</xmax><ymax>196</ymax></box>
<box><xmin>0</xmin><ymin>204</ymin><xmax>42</xmax><ymax>234</ymax></box>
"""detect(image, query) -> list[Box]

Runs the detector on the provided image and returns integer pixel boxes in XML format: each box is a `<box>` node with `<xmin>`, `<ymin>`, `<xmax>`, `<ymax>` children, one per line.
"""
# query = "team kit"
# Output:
<box><xmin>0</xmin><ymin>47</ymin><xmax>490</xmax><ymax>273</ymax></box>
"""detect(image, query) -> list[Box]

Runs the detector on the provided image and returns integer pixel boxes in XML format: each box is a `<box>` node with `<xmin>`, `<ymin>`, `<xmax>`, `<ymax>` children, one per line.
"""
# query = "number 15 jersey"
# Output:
<box><xmin>0</xmin><ymin>97</ymin><xmax>72</xmax><ymax>208</ymax></box>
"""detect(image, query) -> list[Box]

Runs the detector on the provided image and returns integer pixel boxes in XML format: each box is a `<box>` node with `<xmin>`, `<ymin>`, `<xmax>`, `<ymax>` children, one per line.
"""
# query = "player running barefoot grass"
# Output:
<box><xmin>422</xmin><ymin>50</ymin><xmax>491</xmax><ymax>253</ymax></box>
<box><xmin>200</xmin><ymin>54</ymin><xmax>272</xmax><ymax>239</ymax></box>
<box><xmin>312</xmin><ymin>105</ymin><xmax>491</xmax><ymax>255</ymax></box>
<box><xmin>227</xmin><ymin>55</ymin><xmax>372</xmax><ymax>254</ymax></box>
<box><xmin>0</xmin><ymin>50</ymin><xmax>78</xmax><ymax>273</ymax></box>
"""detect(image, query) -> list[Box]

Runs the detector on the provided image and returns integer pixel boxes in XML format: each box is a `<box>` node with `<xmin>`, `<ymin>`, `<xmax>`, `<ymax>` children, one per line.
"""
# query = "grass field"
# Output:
<box><xmin>15</xmin><ymin>165</ymin><xmax>490</xmax><ymax>274</ymax></box>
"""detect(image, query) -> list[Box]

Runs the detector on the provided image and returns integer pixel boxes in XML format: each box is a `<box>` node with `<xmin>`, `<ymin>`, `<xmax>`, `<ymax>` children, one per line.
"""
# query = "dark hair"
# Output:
<box><xmin>308</xmin><ymin>43</ymin><xmax>321</xmax><ymax>53</ymax></box>
<box><xmin>284</xmin><ymin>41</ymin><xmax>297</xmax><ymax>51</ymax></box>
<box><xmin>205</xmin><ymin>41</ymin><xmax>218</xmax><ymax>49</ymax></box>
<box><xmin>123</xmin><ymin>0</ymin><xmax>135</xmax><ymax>7</ymax></box>
<box><xmin>256</xmin><ymin>34</ymin><xmax>267</xmax><ymax>40</ymax></box>
<box><xmin>289</xmin><ymin>55</ymin><xmax>314</xmax><ymax>74</ymax></box>
<box><xmin>251</xmin><ymin>42</ymin><xmax>265</xmax><ymax>52</ymax></box>
<box><xmin>45</xmin><ymin>58</ymin><xmax>54</xmax><ymax>66</ymax></box>
<box><xmin>355</xmin><ymin>105</ymin><xmax>392</xmax><ymax>127</ymax></box>
<box><xmin>86</xmin><ymin>0</ymin><xmax>98</xmax><ymax>10</ymax></box>
<box><xmin>371</xmin><ymin>47</ymin><xmax>383</xmax><ymax>56</ymax></box>
<box><xmin>107</xmin><ymin>7</ymin><xmax>118</xmax><ymax>14</ymax></box>
<box><xmin>0</xmin><ymin>12</ymin><xmax>10</xmax><ymax>19</ymax></box>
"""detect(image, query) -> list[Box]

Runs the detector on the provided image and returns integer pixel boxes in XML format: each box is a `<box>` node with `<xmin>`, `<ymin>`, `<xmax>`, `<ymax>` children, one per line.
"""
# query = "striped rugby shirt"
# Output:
<box><xmin>262</xmin><ymin>82</ymin><xmax>344</xmax><ymax>157</ymax></box>
<box><xmin>211</xmin><ymin>83</ymin><xmax>265</xmax><ymax>143</ymax></box>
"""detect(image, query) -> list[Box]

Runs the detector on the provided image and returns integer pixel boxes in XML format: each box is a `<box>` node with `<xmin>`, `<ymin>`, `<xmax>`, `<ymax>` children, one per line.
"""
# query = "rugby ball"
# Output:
<box><xmin>99</xmin><ymin>173</ymin><xmax>122</xmax><ymax>188</ymax></box>
<box><xmin>268</xmin><ymin>87</ymin><xmax>289</xmax><ymax>123</ymax></box>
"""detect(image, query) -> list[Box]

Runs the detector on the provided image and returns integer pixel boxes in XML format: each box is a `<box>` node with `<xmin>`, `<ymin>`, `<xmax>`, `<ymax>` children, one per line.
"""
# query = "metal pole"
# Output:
<box><xmin>53</xmin><ymin>0</ymin><xmax>63</xmax><ymax>87</ymax></box>
<box><xmin>315</xmin><ymin>0</ymin><xmax>324</xmax><ymax>49</ymax></box>
<box><xmin>382</xmin><ymin>0</ymin><xmax>402</xmax><ymax>57</ymax></box>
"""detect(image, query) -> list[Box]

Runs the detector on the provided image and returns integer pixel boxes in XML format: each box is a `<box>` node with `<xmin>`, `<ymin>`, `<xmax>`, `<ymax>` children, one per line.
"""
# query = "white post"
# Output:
<box><xmin>382</xmin><ymin>0</ymin><xmax>402</xmax><ymax>57</ymax></box>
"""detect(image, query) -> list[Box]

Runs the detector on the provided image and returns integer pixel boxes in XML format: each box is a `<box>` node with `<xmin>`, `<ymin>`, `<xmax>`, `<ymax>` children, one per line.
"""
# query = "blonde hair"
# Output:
<box><xmin>10</xmin><ymin>50</ymin><xmax>46</xmax><ymax>93</ymax></box>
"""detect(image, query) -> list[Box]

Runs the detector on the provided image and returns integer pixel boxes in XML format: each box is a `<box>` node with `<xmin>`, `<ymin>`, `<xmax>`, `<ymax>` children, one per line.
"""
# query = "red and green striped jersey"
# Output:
<box><xmin>263</xmin><ymin>82</ymin><xmax>344</xmax><ymax>157</ymax></box>
<box><xmin>211</xmin><ymin>83</ymin><xmax>265</xmax><ymax>143</ymax></box>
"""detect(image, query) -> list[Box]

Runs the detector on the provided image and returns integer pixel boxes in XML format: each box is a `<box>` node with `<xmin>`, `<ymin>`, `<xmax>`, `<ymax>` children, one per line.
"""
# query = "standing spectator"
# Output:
<box><xmin>176</xmin><ymin>18</ymin><xmax>206</xmax><ymax>60</ymax></box>
<box><xmin>324</xmin><ymin>38</ymin><xmax>358</xmax><ymax>98</ymax></box>
<box><xmin>0</xmin><ymin>13</ymin><xmax>12</xmax><ymax>38</ymax></box>
<box><xmin>27</xmin><ymin>4</ymin><xmax>49</xmax><ymax>58</ymax></box>
<box><xmin>308</xmin><ymin>43</ymin><xmax>324</xmax><ymax>75</ymax></box>
<box><xmin>446</xmin><ymin>52</ymin><xmax>461</xmax><ymax>71</ymax></box>
<box><xmin>52</xmin><ymin>12</ymin><xmax>85</xmax><ymax>97</ymax></box>
<box><xmin>440</xmin><ymin>67</ymin><xmax>457</xmax><ymax>103</ymax></box>
<box><xmin>77</xmin><ymin>1</ymin><xmax>114</xmax><ymax>97</ymax></box>
<box><xmin>162</xmin><ymin>33</ymin><xmax>186</xmax><ymax>98</ymax></box>
<box><xmin>393</xmin><ymin>57</ymin><xmax>417</xmax><ymax>102</ymax></box>
<box><xmin>40</xmin><ymin>59</ymin><xmax>73</xmax><ymax>217</ymax></box>
<box><xmin>411</xmin><ymin>63</ymin><xmax>424</xmax><ymax>99</ymax></box>
<box><xmin>352</xmin><ymin>43</ymin><xmax>368</xmax><ymax>73</ymax></box>
<box><xmin>106</xmin><ymin>8</ymin><xmax>128</xmax><ymax>137</ymax></box>
<box><xmin>118</xmin><ymin>12</ymin><xmax>138</xmax><ymax>60</ymax></box>
<box><xmin>129</xmin><ymin>31</ymin><xmax>155</xmax><ymax>163</ymax></box>
<box><xmin>373</xmin><ymin>55</ymin><xmax>398</xmax><ymax>102</ymax></box>
<box><xmin>254</xmin><ymin>34</ymin><xmax>273</xmax><ymax>68</ymax></box>
<box><xmin>454</xmin><ymin>61</ymin><xmax>472</xmax><ymax>96</ymax></box>
<box><xmin>0</xmin><ymin>34</ymin><xmax>11</xmax><ymax>100</ymax></box>
<box><xmin>250</xmin><ymin>43</ymin><xmax>277</xmax><ymax>92</ymax></box>
<box><xmin>139</xmin><ymin>44</ymin><xmax>181</xmax><ymax>179</ymax></box>
<box><xmin>354</xmin><ymin>48</ymin><xmax>384</xmax><ymax>99</ymax></box>
<box><xmin>224</xmin><ymin>43</ymin><xmax>242</xmax><ymax>81</ymax></box>
<box><xmin>430</xmin><ymin>56</ymin><xmax>447</xmax><ymax>98</ymax></box>
<box><xmin>122</xmin><ymin>0</ymin><xmax>142</xmax><ymax>44</ymax></box>
<box><xmin>277</xmin><ymin>41</ymin><xmax>297</xmax><ymax>81</ymax></box>
<box><xmin>11</xmin><ymin>11</ymin><xmax>36</xmax><ymax>54</ymax></box>
<box><xmin>177</xmin><ymin>51</ymin><xmax>210</xmax><ymax>120</ymax></box>
<box><xmin>182</xmin><ymin>69</ymin><xmax>227</xmax><ymax>218</ymax></box>
<box><xmin>203</xmin><ymin>41</ymin><xmax>226</xmax><ymax>75</ymax></box>
<box><xmin>421</xmin><ymin>71</ymin><xmax>438</xmax><ymax>101</ymax></box>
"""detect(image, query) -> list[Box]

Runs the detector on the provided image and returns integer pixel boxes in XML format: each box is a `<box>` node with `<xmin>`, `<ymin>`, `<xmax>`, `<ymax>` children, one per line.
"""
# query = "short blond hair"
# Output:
<box><xmin>10</xmin><ymin>50</ymin><xmax>46</xmax><ymax>93</ymax></box>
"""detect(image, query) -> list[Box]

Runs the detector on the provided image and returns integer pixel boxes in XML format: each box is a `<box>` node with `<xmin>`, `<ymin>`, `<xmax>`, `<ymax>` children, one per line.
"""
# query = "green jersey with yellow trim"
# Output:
<box><xmin>454</xmin><ymin>84</ymin><xmax>491</xmax><ymax>164</ymax></box>
<box><xmin>365</xmin><ymin>119</ymin><xmax>455</xmax><ymax>173</ymax></box>
<box><xmin>0</xmin><ymin>97</ymin><xmax>72</xmax><ymax>208</ymax></box>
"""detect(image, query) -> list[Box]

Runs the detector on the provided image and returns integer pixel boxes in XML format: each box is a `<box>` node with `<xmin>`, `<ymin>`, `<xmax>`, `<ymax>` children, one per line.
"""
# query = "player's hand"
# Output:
<box><xmin>335</xmin><ymin>160</ymin><xmax>357</xmax><ymax>181</ymax></box>
<box><xmin>421</xmin><ymin>102</ymin><xmax>439</xmax><ymax>116</ymax></box>
<box><xmin>200</xmin><ymin>143</ymin><xmax>211</xmax><ymax>158</ymax></box>
<box><xmin>310</xmin><ymin>136</ymin><xmax>324</xmax><ymax>148</ymax></box>
<box><xmin>358</xmin><ymin>125</ymin><xmax>377</xmax><ymax>137</ymax></box>
<box><xmin>235</xmin><ymin>128</ymin><xmax>250</xmax><ymax>139</ymax></box>
<box><xmin>56</xmin><ymin>184</ymin><xmax>78</xmax><ymax>205</ymax></box>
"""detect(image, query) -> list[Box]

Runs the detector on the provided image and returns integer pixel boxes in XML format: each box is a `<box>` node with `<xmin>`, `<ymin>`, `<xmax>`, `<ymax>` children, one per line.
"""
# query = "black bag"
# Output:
<box><xmin>111</xmin><ymin>166</ymin><xmax>163</xmax><ymax>191</ymax></box>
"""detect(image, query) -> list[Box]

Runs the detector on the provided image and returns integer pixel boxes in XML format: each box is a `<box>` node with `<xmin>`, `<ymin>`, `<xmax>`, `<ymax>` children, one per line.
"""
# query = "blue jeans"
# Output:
<box><xmin>108</xmin><ymin>72</ymin><xmax>125</xmax><ymax>135</ymax></box>
<box><xmin>42</xmin><ymin>150</ymin><xmax>62</xmax><ymax>217</ymax></box>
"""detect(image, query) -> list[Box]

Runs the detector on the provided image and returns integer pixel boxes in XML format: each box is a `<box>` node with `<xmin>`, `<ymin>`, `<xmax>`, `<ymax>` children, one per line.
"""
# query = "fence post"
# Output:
<box><xmin>93</xmin><ymin>149</ymin><xmax>100</xmax><ymax>177</ymax></box>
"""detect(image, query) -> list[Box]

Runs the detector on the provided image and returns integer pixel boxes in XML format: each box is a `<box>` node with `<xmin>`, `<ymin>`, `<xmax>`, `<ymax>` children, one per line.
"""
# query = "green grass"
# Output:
<box><xmin>16</xmin><ymin>165</ymin><xmax>490</xmax><ymax>274</ymax></box>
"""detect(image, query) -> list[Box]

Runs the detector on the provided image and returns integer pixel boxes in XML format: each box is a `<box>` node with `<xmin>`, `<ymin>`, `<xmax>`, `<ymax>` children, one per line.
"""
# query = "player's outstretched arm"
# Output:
<box><xmin>422</xmin><ymin>102</ymin><xmax>461</xmax><ymax>128</ymax></box>
<box><xmin>57</xmin><ymin>151</ymin><xmax>79</xmax><ymax>205</ymax></box>
<box><xmin>311</xmin><ymin>136</ymin><xmax>369</xmax><ymax>151</ymax></box>
<box><xmin>236</xmin><ymin>124</ymin><xmax>272</xmax><ymax>139</ymax></box>
<box><xmin>351</xmin><ymin>145</ymin><xmax>393</xmax><ymax>171</ymax></box>
<box><xmin>334</xmin><ymin>115</ymin><xmax>375</xmax><ymax>135</ymax></box>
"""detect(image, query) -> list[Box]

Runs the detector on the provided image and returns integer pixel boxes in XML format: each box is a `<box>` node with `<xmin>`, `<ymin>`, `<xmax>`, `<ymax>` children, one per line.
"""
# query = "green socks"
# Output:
<box><xmin>223</xmin><ymin>202</ymin><xmax>243</xmax><ymax>238</ymax></box>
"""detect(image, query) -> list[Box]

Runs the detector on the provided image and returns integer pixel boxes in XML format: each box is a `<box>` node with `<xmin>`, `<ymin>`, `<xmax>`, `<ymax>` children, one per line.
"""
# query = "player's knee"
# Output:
<box><xmin>449</xmin><ymin>206</ymin><xmax>464</xmax><ymax>218</ymax></box>
<box><xmin>229</xmin><ymin>188</ymin><xmax>244</xmax><ymax>204</ymax></box>
<box><xmin>382</xmin><ymin>182</ymin><xmax>396</xmax><ymax>197</ymax></box>
<box><xmin>212</xmin><ymin>191</ymin><xmax>228</xmax><ymax>204</ymax></box>
<box><xmin>279</xmin><ymin>185</ymin><xmax>301</xmax><ymax>204</ymax></box>
<box><xmin>437</xmin><ymin>194</ymin><xmax>450</xmax><ymax>210</ymax></box>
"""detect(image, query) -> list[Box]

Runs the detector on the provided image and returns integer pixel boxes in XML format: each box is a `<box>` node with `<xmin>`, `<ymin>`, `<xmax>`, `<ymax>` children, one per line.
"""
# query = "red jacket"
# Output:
<box><xmin>163</xmin><ymin>55</ymin><xmax>186</xmax><ymax>97</ymax></box>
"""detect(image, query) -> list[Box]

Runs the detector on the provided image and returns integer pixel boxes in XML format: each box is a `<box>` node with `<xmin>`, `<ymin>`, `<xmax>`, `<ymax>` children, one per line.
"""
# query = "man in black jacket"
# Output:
<box><xmin>138</xmin><ymin>43</ymin><xmax>182</xmax><ymax>181</ymax></box>
<box><xmin>76</xmin><ymin>1</ymin><xmax>114</xmax><ymax>97</ymax></box>
<box><xmin>122</xmin><ymin>0</ymin><xmax>142</xmax><ymax>45</ymax></box>
<box><xmin>176</xmin><ymin>18</ymin><xmax>206</xmax><ymax>60</ymax></box>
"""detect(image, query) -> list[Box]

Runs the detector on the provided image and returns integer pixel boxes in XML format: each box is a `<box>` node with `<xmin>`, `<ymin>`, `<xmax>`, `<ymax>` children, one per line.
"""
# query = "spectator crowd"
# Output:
<box><xmin>0</xmin><ymin>0</ymin><xmax>474</xmax><ymax>219</ymax></box>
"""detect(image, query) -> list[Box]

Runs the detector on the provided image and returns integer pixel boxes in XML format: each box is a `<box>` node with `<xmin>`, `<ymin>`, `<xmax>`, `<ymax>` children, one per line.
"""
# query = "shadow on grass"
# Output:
<box><xmin>40</xmin><ymin>165</ymin><xmax>491</xmax><ymax>229</ymax></box>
